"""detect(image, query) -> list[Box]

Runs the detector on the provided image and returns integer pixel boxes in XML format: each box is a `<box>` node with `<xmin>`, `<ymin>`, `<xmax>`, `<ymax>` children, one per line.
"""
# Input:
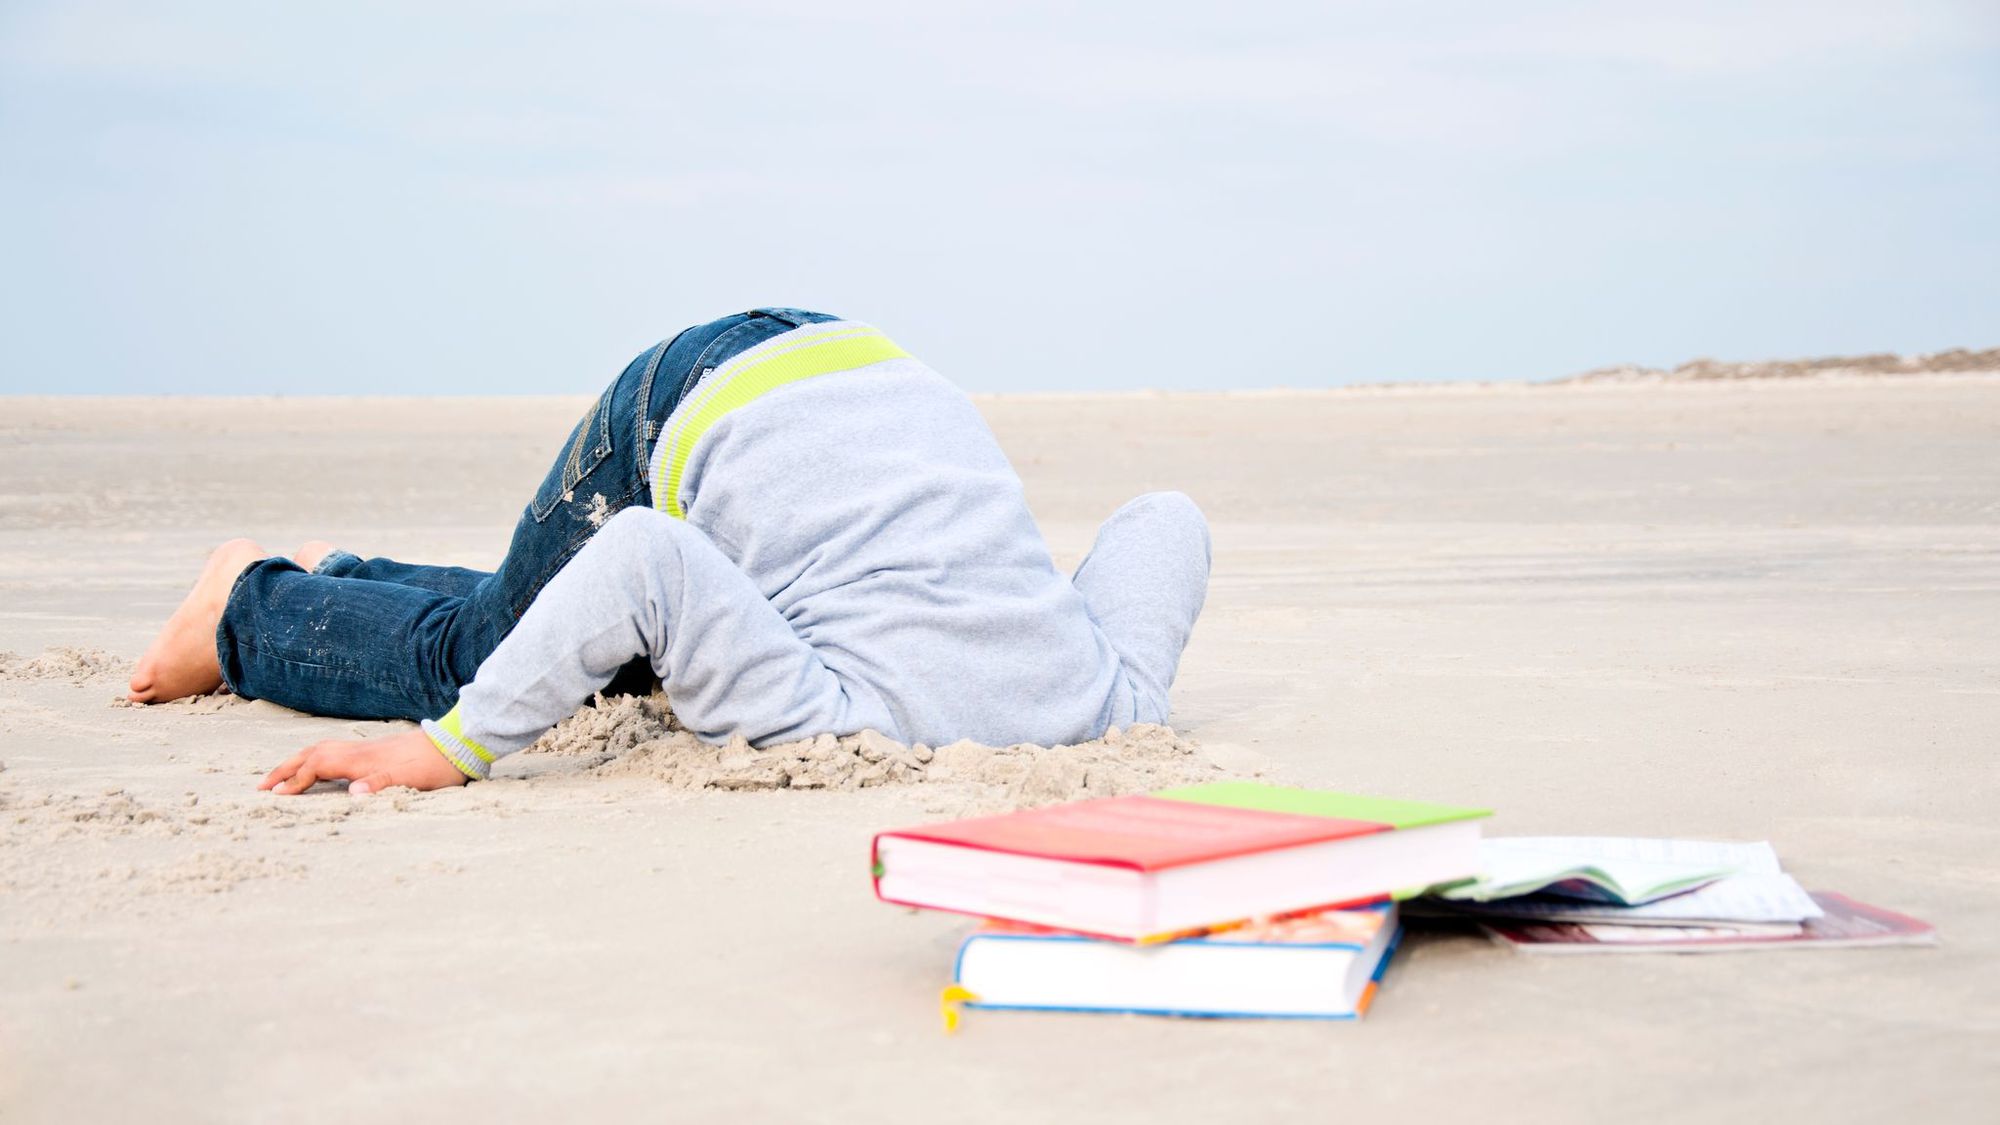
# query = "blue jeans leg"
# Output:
<box><xmin>313</xmin><ymin>550</ymin><xmax>491</xmax><ymax>597</ymax></box>
<box><xmin>214</xmin><ymin>307</ymin><xmax>841</xmax><ymax>721</ymax></box>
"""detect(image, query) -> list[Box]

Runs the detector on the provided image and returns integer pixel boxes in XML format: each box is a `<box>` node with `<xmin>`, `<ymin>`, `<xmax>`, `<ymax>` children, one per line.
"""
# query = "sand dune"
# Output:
<box><xmin>1562</xmin><ymin>345</ymin><xmax>2000</xmax><ymax>383</ymax></box>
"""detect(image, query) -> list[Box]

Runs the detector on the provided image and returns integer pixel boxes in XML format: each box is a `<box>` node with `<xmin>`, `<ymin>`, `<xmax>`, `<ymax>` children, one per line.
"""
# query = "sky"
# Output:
<box><xmin>2</xmin><ymin>1</ymin><xmax>1996</xmax><ymax>394</ymax></box>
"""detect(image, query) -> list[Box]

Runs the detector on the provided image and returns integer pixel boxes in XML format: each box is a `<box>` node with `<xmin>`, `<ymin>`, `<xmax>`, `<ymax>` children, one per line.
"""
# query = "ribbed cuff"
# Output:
<box><xmin>422</xmin><ymin>704</ymin><xmax>497</xmax><ymax>781</ymax></box>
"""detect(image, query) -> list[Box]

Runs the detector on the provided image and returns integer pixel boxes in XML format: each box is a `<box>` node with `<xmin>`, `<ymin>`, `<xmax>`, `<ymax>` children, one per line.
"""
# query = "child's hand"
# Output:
<box><xmin>260</xmin><ymin>727</ymin><xmax>470</xmax><ymax>795</ymax></box>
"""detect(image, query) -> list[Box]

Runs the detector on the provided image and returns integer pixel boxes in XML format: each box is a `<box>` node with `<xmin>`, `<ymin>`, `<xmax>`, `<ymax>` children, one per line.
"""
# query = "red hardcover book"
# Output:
<box><xmin>872</xmin><ymin>781</ymin><xmax>1489</xmax><ymax>942</ymax></box>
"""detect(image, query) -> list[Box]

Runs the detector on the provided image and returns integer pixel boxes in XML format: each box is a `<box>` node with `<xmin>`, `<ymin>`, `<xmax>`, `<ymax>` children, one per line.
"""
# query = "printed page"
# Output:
<box><xmin>1447</xmin><ymin>867</ymin><xmax>1824</xmax><ymax>924</ymax></box>
<box><xmin>1439</xmin><ymin>837</ymin><xmax>1777</xmax><ymax>903</ymax></box>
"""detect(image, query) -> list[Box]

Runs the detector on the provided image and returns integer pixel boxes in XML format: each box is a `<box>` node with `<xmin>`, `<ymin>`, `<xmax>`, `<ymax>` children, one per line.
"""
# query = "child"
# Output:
<box><xmin>252</xmin><ymin>314</ymin><xmax>1210</xmax><ymax>794</ymax></box>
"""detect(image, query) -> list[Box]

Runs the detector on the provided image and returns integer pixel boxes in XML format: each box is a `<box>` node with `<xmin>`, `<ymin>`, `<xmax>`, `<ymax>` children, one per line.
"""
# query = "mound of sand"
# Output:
<box><xmin>0</xmin><ymin>646</ymin><xmax>122</xmax><ymax>683</ymax></box>
<box><xmin>524</xmin><ymin>691</ymin><xmax>1265</xmax><ymax>810</ymax></box>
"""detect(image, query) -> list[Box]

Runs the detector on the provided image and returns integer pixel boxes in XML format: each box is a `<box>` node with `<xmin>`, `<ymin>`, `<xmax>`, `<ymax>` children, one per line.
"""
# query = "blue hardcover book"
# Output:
<box><xmin>951</xmin><ymin>903</ymin><xmax>1401</xmax><ymax>1021</ymax></box>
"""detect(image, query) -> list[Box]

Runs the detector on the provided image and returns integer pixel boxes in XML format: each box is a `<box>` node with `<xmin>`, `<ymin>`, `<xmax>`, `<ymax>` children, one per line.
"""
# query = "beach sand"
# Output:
<box><xmin>3</xmin><ymin>377</ymin><xmax>1997</xmax><ymax>1122</ymax></box>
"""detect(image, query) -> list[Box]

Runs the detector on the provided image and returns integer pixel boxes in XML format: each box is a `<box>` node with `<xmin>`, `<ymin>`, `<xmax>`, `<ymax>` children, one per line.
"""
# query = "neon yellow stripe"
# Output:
<box><xmin>654</xmin><ymin>325</ymin><xmax>888</xmax><ymax>504</ymax></box>
<box><xmin>662</xmin><ymin>324</ymin><xmax>883</xmax><ymax>457</ymax></box>
<box><xmin>658</xmin><ymin>327</ymin><xmax>909</xmax><ymax>518</ymax></box>
<box><xmin>437</xmin><ymin>704</ymin><xmax>496</xmax><ymax>764</ymax></box>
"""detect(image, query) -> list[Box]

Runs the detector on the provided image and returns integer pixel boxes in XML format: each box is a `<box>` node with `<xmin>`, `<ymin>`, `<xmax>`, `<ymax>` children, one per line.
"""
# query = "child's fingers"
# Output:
<box><xmin>308</xmin><ymin>742</ymin><xmax>371</xmax><ymax>781</ymax></box>
<box><xmin>268</xmin><ymin>741</ymin><xmax>360</xmax><ymax>795</ymax></box>
<box><xmin>349</xmin><ymin>770</ymin><xmax>395</xmax><ymax>796</ymax></box>
<box><xmin>258</xmin><ymin>751</ymin><xmax>308</xmax><ymax>790</ymax></box>
<box><xmin>267</xmin><ymin>739</ymin><xmax>414</xmax><ymax>796</ymax></box>
<box><xmin>272</xmin><ymin>762</ymin><xmax>319</xmax><ymax>795</ymax></box>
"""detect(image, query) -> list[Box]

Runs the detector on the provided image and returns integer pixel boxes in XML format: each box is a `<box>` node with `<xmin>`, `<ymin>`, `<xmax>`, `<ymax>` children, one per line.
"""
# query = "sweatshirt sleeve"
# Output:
<box><xmin>421</xmin><ymin>506</ymin><xmax>866</xmax><ymax>779</ymax></box>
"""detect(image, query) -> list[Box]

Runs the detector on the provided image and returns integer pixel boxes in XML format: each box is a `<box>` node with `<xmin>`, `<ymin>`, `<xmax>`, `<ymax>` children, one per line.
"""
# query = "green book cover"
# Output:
<box><xmin>1152</xmin><ymin>781</ymin><xmax>1490</xmax><ymax>831</ymax></box>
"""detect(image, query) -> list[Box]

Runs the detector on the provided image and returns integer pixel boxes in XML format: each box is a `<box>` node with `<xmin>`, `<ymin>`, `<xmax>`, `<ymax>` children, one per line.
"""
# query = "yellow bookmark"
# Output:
<box><xmin>939</xmin><ymin>985</ymin><xmax>979</xmax><ymax>1034</ymax></box>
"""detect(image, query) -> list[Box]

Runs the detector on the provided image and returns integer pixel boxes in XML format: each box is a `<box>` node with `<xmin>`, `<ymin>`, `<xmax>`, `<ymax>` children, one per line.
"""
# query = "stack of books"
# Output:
<box><xmin>871</xmin><ymin>781</ymin><xmax>1491</xmax><ymax>1022</ymax></box>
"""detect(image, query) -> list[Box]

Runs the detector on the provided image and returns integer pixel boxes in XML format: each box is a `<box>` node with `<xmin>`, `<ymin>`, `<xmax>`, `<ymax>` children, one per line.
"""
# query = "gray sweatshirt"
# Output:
<box><xmin>423</xmin><ymin>320</ymin><xmax>1209</xmax><ymax>780</ymax></box>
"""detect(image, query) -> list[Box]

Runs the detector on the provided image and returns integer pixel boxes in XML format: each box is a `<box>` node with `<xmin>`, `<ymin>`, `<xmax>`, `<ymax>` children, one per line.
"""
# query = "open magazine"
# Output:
<box><xmin>1430</xmin><ymin>837</ymin><xmax>1822</xmax><ymax>925</ymax></box>
<box><xmin>1480</xmin><ymin>892</ymin><xmax>1935</xmax><ymax>955</ymax></box>
<box><xmin>1435</xmin><ymin>836</ymin><xmax>1772</xmax><ymax>905</ymax></box>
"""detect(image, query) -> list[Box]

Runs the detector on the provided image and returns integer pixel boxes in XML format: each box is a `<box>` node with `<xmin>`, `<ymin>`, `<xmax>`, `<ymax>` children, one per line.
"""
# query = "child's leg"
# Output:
<box><xmin>1069</xmin><ymin>491</ymin><xmax>1212</xmax><ymax>725</ymax></box>
<box><xmin>131</xmin><ymin>329</ymin><xmax>677</xmax><ymax>711</ymax></box>
<box><xmin>207</xmin><ymin>346</ymin><xmax>669</xmax><ymax>718</ymax></box>
<box><xmin>296</xmin><ymin>548</ymin><xmax>661</xmax><ymax>698</ymax></box>
<box><xmin>216</xmin><ymin>563</ymin><xmax>483</xmax><ymax>719</ymax></box>
<box><xmin>307</xmin><ymin>549</ymin><xmax>493</xmax><ymax>597</ymax></box>
<box><xmin>146</xmin><ymin>311</ymin><xmax>828</xmax><ymax>715</ymax></box>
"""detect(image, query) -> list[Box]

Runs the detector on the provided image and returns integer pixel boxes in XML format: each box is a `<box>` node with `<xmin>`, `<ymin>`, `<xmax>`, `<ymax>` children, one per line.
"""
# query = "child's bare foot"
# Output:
<box><xmin>128</xmin><ymin>538</ymin><xmax>267</xmax><ymax>703</ymax></box>
<box><xmin>291</xmin><ymin>539</ymin><xmax>339</xmax><ymax>572</ymax></box>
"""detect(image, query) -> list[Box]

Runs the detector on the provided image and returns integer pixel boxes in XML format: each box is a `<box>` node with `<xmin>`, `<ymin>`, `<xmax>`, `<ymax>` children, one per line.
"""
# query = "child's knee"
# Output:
<box><xmin>600</xmin><ymin>504</ymin><xmax>665</xmax><ymax>536</ymax></box>
<box><xmin>575</xmin><ymin>507</ymin><xmax>684</xmax><ymax>579</ymax></box>
<box><xmin>1122</xmin><ymin>489</ymin><xmax>1203</xmax><ymax>524</ymax></box>
<box><xmin>1118</xmin><ymin>491</ymin><xmax>1211</xmax><ymax>564</ymax></box>
<box><xmin>593</xmin><ymin>506</ymin><xmax>673</xmax><ymax>552</ymax></box>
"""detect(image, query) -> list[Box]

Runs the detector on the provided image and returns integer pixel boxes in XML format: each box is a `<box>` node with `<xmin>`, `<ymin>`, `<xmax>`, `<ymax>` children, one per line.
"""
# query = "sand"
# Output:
<box><xmin>522</xmin><ymin>691</ymin><xmax>1257</xmax><ymax>810</ymax></box>
<box><xmin>2</xmin><ymin>376</ymin><xmax>1997</xmax><ymax>1122</ymax></box>
<box><xmin>0</xmin><ymin>646</ymin><xmax>121</xmax><ymax>683</ymax></box>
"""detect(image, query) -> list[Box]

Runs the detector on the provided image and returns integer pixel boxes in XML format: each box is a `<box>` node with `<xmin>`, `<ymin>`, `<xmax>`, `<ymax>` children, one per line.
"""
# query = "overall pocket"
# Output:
<box><xmin>531</xmin><ymin>382</ymin><xmax>618</xmax><ymax>523</ymax></box>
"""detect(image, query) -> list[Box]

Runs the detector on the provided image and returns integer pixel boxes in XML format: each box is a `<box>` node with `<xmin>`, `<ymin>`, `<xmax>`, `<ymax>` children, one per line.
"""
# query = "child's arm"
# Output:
<box><xmin>264</xmin><ymin>507</ymin><xmax>861</xmax><ymax>793</ymax></box>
